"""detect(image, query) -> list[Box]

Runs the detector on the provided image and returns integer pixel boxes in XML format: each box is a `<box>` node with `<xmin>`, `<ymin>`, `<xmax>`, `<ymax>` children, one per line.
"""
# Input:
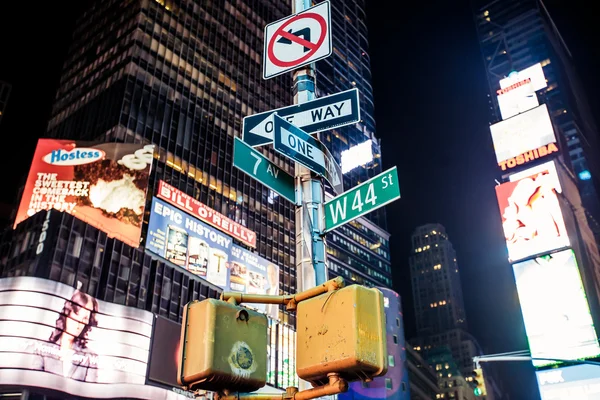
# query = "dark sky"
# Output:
<box><xmin>1</xmin><ymin>1</ymin><xmax>599</xmax><ymax>399</ymax></box>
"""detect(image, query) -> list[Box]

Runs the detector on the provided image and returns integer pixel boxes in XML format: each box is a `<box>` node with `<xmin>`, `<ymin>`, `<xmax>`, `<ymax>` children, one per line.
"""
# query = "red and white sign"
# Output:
<box><xmin>263</xmin><ymin>1</ymin><xmax>332</xmax><ymax>79</ymax></box>
<box><xmin>157</xmin><ymin>180</ymin><xmax>256</xmax><ymax>248</ymax></box>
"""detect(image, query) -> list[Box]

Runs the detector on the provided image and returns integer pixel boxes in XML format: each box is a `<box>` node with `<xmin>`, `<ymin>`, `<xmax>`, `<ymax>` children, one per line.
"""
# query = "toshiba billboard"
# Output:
<box><xmin>490</xmin><ymin>104</ymin><xmax>558</xmax><ymax>171</ymax></box>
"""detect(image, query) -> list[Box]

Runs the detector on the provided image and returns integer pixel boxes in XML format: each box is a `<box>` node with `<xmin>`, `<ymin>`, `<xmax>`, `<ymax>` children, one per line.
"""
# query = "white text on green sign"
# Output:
<box><xmin>324</xmin><ymin>166</ymin><xmax>400</xmax><ymax>232</ymax></box>
<box><xmin>233</xmin><ymin>137</ymin><xmax>296</xmax><ymax>204</ymax></box>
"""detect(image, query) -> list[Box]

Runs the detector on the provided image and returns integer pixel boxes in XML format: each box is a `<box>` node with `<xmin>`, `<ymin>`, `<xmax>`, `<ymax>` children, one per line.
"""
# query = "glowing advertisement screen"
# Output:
<box><xmin>146</xmin><ymin>197</ymin><xmax>279</xmax><ymax>318</ymax></box>
<box><xmin>496</xmin><ymin>163</ymin><xmax>569</xmax><ymax>262</ymax></box>
<box><xmin>497</xmin><ymin>80</ymin><xmax>539</xmax><ymax>120</ymax></box>
<box><xmin>513</xmin><ymin>250</ymin><xmax>600</xmax><ymax>367</ymax></box>
<box><xmin>490</xmin><ymin>104</ymin><xmax>558</xmax><ymax>170</ymax></box>
<box><xmin>537</xmin><ymin>364</ymin><xmax>600</xmax><ymax>399</ymax></box>
<box><xmin>499</xmin><ymin>63</ymin><xmax>547</xmax><ymax>92</ymax></box>
<box><xmin>0</xmin><ymin>277</ymin><xmax>188</xmax><ymax>399</ymax></box>
<box><xmin>14</xmin><ymin>139</ymin><xmax>155</xmax><ymax>248</ymax></box>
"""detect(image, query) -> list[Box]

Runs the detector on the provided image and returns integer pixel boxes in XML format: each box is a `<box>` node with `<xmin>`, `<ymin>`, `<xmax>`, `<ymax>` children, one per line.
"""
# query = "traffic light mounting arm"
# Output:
<box><xmin>216</xmin><ymin>372</ymin><xmax>348</xmax><ymax>400</ymax></box>
<box><xmin>220</xmin><ymin>276</ymin><xmax>344</xmax><ymax>311</ymax></box>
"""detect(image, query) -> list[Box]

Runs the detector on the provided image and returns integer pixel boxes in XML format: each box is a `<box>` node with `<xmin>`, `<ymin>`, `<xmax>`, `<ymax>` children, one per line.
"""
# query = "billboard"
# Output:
<box><xmin>537</xmin><ymin>364</ymin><xmax>600</xmax><ymax>399</ymax></box>
<box><xmin>0</xmin><ymin>277</ymin><xmax>187</xmax><ymax>399</ymax></box>
<box><xmin>490</xmin><ymin>104</ymin><xmax>558</xmax><ymax>171</ymax></box>
<box><xmin>15</xmin><ymin>139</ymin><xmax>155</xmax><ymax>248</ymax></box>
<box><xmin>499</xmin><ymin>63</ymin><xmax>547</xmax><ymax>92</ymax></box>
<box><xmin>497</xmin><ymin>78</ymin><xmax>539</xmax><ymax>120</ymax></box>
<box><xmin>146</xmin><ymin>198</ymin><xmax>279</xmax><ymax>318</ymax></box>
<box><xmin>513</xmin><ymin>250</ymin><xmax>600</xmax><ymax>367</ymax></box>
<box><xmin>157</xmin><ymin>180</ymin><xmax>256</xmax><ymax>248</ymax></box>
<box><xmin>496</xmin><ymin>161</ymin><xmax>569</xmax><ymax>262</ymax></box>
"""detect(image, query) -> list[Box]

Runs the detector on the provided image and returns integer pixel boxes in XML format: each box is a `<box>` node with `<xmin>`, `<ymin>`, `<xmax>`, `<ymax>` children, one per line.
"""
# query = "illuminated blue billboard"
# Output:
<box><xmin>146</xmin><ymin>197</ymin><xmax>279</xmax><ymax>318</ymax></box>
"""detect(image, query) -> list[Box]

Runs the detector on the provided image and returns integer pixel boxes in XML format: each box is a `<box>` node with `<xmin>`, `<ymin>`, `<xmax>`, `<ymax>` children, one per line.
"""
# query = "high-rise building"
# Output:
<box><xmin>0</xmin><ymin>0</ymin><xmax>392</xmax><ymax>398</ymax></box>
<box><xmin>0</xmin><ymin>80</ymin><xmax>10</xmax><ymax>126</ymax></box>
<box><xmin>408</xmin><ymin>224</ymin><xmax>499</xmax><ymax>399</ymax></box>
<box><xmin>405</xmin><ymin>343</ymin><xmax>441</xmax><ymax>400</ymax></box>
<box><xmin>472</xmin><ymin>0</ymin><xmax>600</xmax><ymax>247</ymax></box>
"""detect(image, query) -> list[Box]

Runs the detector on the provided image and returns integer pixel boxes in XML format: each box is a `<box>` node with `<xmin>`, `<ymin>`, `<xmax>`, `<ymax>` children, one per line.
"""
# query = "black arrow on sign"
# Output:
<box><xmin>277</xmin><ymin>28</ymin><xmax>312</xmax><ymax>52</ymax></box>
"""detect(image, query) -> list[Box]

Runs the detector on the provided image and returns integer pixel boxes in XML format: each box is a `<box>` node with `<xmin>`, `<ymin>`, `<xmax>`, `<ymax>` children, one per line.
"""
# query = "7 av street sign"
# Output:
<box><xmin>233</xmin><ymin>137</ymin><xmax>296</xmax><ymax>204</ymax></box>
<box><xmin>242</xmin><ymin>88</ymin><xmax>360</xmax><ymax>147</ymax></box>
<box><xmin>273</xmin><ymin>115</ymin><xmax>343</xmax><ymax>194</ymax></box>
<box><xmin>263</xmin><ymin>1</ymin><xmax>332</xmax><ymax>79</ymax></box>
<box><xmin>324</xmin><ymin>167</ymin><xmax>400</xmax><ymax>232</ymax></box>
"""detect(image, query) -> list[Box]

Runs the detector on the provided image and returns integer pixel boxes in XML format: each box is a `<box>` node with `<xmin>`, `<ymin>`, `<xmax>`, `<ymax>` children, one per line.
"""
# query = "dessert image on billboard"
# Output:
<box><xmin>14</xmin><ymin>139</ymin><xmax>155</xmax><ymax>248</ymax></box>
<box><xmin>495</xmin><ymin>164</ymin><xmax>569</xmax><ymax>262</ymax></box>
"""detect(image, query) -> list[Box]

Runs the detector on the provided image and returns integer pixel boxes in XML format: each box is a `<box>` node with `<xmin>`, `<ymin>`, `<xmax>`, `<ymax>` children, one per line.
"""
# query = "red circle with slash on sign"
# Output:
<box><xmin>267</xmin><ymin>12</ymin><xmax>327</xmax><ymax>68</ymax></box>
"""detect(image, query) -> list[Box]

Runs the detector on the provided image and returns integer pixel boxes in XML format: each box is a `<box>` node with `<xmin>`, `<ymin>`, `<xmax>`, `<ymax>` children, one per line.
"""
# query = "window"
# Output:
<box><xmin>388</xmin><ymin>355</ymin><xmax>395</xmax><ymax>367</ymax></box>
<box><xmin>393</xmin><ymin>335</ymin><xmax>398</xmax><ymax>344</ymax></box>
<box><xmin>385</xmin><ymin>378</ymin><xmax>392</xmax><ymax>390</ymax></box>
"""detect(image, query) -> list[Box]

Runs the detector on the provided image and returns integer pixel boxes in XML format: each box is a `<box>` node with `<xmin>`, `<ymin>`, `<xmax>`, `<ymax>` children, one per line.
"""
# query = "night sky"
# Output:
<box><xmin>1</xmin><ymin>1</ymin><xmax>599</xmax><ymax>399</ymax></box>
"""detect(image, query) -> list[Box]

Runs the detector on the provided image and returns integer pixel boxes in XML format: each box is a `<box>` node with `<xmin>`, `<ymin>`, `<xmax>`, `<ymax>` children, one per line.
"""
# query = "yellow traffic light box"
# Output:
<box><xmin>296</xmin><ymin>285</ymin><xmax>387</xmax><ymax>385</ymax></box>
<box><xmin>177</xmin><ymin>299</ymin><xmax>268</xmax><ymax>393</ymax></box>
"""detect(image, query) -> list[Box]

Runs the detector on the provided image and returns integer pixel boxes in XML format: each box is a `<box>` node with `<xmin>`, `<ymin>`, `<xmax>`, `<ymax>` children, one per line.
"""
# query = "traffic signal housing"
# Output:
<box><xmin>177</xmin><ymin>299</ymin><xmax>268</xmax><ymax>393</ymax></box>
<box><xmin>473</xmin><ymin>368</ymin><xmax>487</xmax><ymax>396</ymax></box>
<box><xmin>296</xmin><ymin>285</ymin><xmax>387</xmax><ymax>386</ymax></box>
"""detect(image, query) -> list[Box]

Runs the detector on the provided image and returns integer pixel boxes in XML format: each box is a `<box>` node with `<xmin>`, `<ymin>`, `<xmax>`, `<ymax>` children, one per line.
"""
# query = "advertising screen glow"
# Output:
<box><xmin>341</xmin><ymin>140</ymin><xmax>373</xmax><ymax>174</ymax></box>
<box><xmin>497</xmin><ymin>79</ymin><xmax>539</xmax><ymax>120</ymax></box>
<box><xmin>490</xmin><ymin>104</ymin><xmax>557</xmax><ymax>169</ymax></box>
<box><xmin>513</xmin><ymin>250</ymin><xmax>600</xmax><ymax>367</ymax></box>
<box><xmin>14</xmin><ymin>139</ymin><xmax>155</xmax><ymax>248</ymax></box>
<box><xmin>496</xmin><ymin>163</ymin><xmax>569</xmax><ymax>262</ymax></box>
<box><xmin>0</xmin><ymin>277</ymin><xmax>188</xmax><ymax>399</ymax></box>
<box><xmin>499</xmin><ymin>63</ymin><xmax>547</xmax><ymax>92</ymax></box>
<box><xmin>537</xmin><ymin>364</ymin><xmax>600</xmax><ymax>399</ymax></box>
<box><xmin>146</xmin><ymin>198</ymin><xmax>279</xmax><ymax>318</ymax></box>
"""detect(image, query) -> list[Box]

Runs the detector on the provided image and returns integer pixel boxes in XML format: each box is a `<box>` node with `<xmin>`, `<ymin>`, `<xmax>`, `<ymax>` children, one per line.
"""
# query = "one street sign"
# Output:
<box><xmin>272</xmin><ymin>115</ymin><xmax>343</xmax><ymax>194</ymax></box>
<box><xmin>263</xmin><ymin>1</ymin><xmax>332</xmax><ymax>79</ymax></box>
<box><xmin>324</xmin><ymin>166</ymin><xmax>400</xmax><ymax>232</ymax></box>
<box><xmin>233</xmin><ymin>137</ymin><xmax>297</xmax><ymax>204</ymax></box>
<box><xmin>243</xmin><ymin>88</ymin><xmax>360</xmax><ymax>147</ymax></box>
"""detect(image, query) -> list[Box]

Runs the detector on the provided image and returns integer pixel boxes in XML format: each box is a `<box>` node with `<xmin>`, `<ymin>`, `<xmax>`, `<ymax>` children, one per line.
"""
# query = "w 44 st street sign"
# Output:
<box><xmin>324</xmin><ymin>167</ymin><xmax>400</xmax><ymax>232</ymax></box>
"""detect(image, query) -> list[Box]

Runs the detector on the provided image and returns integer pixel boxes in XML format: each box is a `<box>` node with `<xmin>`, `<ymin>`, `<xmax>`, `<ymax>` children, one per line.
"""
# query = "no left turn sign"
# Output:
<box><xmin>263</xmin><ymin>1</ymin><xmax>332</xmax><ymax>80</ymax></box>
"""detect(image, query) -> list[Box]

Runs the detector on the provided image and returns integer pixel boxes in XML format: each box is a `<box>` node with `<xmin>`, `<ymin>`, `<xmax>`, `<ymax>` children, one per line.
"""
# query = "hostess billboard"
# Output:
<box><xmin>146</xmin><ymin>198</ymin><xmax>280</xmax><ymax>318</ymax></box>
<box><xmin>15</xmin><ymin>139</ymin><xmax>155</xmax><ymax>248</ymax></box>
<box><xmin>0</xmin><ymin>277</ymin><xmax>188</xmax><ymax>399</ymax></box>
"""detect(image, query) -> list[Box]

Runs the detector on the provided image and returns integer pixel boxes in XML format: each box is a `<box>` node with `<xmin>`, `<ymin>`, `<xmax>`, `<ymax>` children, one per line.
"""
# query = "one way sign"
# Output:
<box><xmin>264</xmin><ymin>1</ymin><xmax>332</xmax><ymax>79</ymax></box>
<box><xmin>243</xmin><ymin>88</ymin><xmax>360</xmax><ymax>147</ymax></box>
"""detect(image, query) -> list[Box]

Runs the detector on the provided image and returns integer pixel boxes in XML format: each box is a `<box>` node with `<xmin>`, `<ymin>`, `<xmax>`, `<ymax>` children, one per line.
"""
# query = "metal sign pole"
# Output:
<box><xmin>292</xmin><ymin>0</ymin><xmax>328</xmax><ymax>294</ymax></box>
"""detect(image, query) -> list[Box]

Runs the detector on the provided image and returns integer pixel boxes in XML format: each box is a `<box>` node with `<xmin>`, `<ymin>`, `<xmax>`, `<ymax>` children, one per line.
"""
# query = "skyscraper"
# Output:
<box><xmin>472</xmin><ymin>0</ymin><xmax>600</xmax><ymax>246</ymax></box>
<box><xmin>408</xmin><ymin>224</ymin><xmax>496</xmax><ymax>399</ymax></box>
<box><xmin>0</xmin><ymin>0</ymin><xmax>392</xmax><ymax>398</ymax></box>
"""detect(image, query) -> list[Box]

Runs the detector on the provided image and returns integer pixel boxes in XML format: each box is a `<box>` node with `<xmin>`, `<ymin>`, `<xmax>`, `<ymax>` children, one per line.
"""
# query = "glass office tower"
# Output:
<box><xmin>0</xmin><ymin>0</ymin><xmax>391</xmax><ymax>398</ymax></box>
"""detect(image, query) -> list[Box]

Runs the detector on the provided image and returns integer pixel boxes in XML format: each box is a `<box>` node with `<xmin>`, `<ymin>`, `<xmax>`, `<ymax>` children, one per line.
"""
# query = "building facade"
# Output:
<box><xmin>0</xmin><ymin>0</ymin><xmax>391</xmax><ymax>398</ymax></box>
<box><xmin>472</xmin><ymin>0</ymin><xmax>600</xmax><ymax>247</ymax></box>
<box><xmin>408</xmin><ymin>224</ymin><xmax>498</xmax><ymax>399</ymax></box>
<box><xmin>406</xmin><ymin>343</ymin><xmax>441</xmax><ymax>400</ymax></box>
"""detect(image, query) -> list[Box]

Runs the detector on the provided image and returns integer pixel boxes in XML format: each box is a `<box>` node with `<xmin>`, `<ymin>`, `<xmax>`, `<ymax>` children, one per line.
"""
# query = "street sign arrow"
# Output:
<box><xmin>273</xmin><ymin>115</ymin><xmax>343</xmax><ymax>194</ymax></box>
<box><xmin>233</xmin><ymin>137</ymin><xmax>297</xmax><ymax>204</ymax></box>
<box><xmin>324</xmin><ymin>166</ymin><xmax>400</xmax><ymax>232</ymax></box>
<box><xmin>243</xmin><ymin>88</ymin><xmax>360</xmax><ymax>147</ymax></box>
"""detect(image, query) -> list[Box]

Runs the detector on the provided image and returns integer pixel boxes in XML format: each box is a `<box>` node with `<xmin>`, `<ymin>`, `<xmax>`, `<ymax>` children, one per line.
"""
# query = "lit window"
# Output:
<box><xmin>385</xmin><ymin>378</ymin><xmax>392</xmax><ymax>390</ymax></box>
<box><xmin>388</xmin><ymin>355</ymin><xmax>395</xmax><ymax>367</ymax></box>
<box><xmin>483</xmin><ymin>10</ymin><xmax>489</xmax><ymax>16</ymax></box>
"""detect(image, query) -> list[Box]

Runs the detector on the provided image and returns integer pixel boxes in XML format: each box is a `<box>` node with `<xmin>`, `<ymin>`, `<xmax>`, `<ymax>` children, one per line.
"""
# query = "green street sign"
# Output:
<box><xmin>233</xmin><ymin>137</ymin><xmax>297</xmax><ymax>204</ymax></box>
<box><xmin>324</xmin><ymin>166</ymin><xmax>400</xmax><ymax>232</ymax></box>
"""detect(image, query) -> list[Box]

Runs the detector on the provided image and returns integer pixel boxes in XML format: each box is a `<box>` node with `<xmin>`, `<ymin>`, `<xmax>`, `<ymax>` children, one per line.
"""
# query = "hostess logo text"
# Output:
<box><xmin>43</xmin><ymin>148</ymin><xmax>105</xmax><ymax>166</ymax></box>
